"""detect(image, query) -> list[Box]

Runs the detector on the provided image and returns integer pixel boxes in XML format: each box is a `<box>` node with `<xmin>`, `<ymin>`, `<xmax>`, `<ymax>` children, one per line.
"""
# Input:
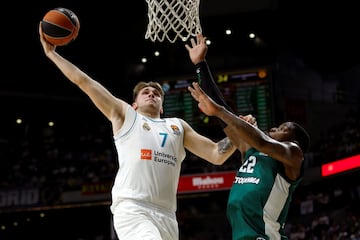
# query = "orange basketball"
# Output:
<box><xmin>41</xmin><ymin>7</ymin><xmax>80</xmax><ymax>46</ymax></box>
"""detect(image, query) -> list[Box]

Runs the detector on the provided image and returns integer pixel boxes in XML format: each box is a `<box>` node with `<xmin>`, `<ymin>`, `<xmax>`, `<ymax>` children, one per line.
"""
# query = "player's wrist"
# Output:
<box><xmin>195</xmin><ymin>60</ymin><xmax>206</xmax><ymax>67</ymax></box>
<box><xmin>195</xmin><ymin>61</ymin><xmax>207</xmax><ymax>76</ymax></box>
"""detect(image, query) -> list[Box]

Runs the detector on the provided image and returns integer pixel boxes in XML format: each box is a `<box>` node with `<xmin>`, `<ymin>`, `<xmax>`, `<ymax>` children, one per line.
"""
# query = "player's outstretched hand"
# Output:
<box><xmin>188</xmin><ymin>82</ymin><xmax>221</xmax><ymax>116</ymax></box>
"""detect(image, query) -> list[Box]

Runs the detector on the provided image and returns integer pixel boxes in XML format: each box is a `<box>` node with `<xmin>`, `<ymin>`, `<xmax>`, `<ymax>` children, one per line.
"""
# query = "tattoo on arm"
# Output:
<box><xmin>218</xmin><ymin>137</ymin><xmax>233</xmax><ymax>154</ymax></box>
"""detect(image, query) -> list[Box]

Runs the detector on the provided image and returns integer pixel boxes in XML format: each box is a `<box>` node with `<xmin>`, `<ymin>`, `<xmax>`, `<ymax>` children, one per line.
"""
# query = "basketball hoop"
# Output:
<box><xmin>145</xmin><ymin>0</ymin><xmax>202</xmax><ymax>43</ymax></box>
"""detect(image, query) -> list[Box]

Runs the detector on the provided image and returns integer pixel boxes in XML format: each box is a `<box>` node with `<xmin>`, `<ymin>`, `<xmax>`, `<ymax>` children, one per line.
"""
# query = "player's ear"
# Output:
<box><xmin>132</xmin><ymin>103</ymin><xmax>138</xmax><ymax>110</ymax></box>
<box><xmin>160</xmin><ymin>107</ymin><xmax>163</xmax><ymax>114</ymax></box>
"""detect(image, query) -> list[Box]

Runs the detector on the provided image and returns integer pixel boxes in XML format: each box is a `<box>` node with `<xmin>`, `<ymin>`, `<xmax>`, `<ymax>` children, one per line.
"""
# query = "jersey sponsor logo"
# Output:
<box><xmin>233</xmin><ymin>176</ymin><xmax>260</xmax><ymax>184</ymax></box>
<box><xmin>170</xmin><ymin>124</ymin><xmax>180</xmax><ymax>136</ymax></box>
<box><xmin>140</xmin><ymin>149</ymin><xmax>152</xmax><ymax>160</ymax></box>
<box><xmin>154</xmin><ymin>151</ymin><xmax>177</xmax><ymax>167</ymax></box>
<box><xmin>140</xmin><ymin>149</ymin><xmax>177</xmax><ymax>166</ymax></box>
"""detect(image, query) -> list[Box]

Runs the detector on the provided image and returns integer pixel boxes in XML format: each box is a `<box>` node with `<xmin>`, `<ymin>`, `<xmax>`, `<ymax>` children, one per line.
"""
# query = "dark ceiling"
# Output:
<box><xmin>2</xmin><ymin>0</ymin><xmax>360</xmax><ymax>103</ymax></box>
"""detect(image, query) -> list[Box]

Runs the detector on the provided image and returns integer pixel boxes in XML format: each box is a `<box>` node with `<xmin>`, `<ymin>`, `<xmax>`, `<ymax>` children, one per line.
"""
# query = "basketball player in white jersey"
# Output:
<box><xmin>39</xmin><ymin>25</ymin><xmax>237</xmax><ymax>240</ymax></box>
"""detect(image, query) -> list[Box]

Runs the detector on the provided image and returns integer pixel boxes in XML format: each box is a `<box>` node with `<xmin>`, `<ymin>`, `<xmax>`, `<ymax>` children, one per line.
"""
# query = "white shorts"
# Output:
<box><xmin>112</xmin><ymin>199</ymin><xmax>179</xmax><ymax>240</ymax></box>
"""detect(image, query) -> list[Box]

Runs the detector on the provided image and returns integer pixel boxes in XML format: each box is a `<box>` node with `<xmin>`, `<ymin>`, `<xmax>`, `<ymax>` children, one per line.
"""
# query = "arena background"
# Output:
<box><xmin>1</xmin><ymin>0</ymin><xmax>359</xmax><ymax>239</ymax></box>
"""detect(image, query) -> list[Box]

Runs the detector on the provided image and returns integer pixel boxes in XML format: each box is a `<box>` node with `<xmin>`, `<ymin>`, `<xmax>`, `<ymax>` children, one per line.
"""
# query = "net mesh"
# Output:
<box><xmin>145</xmin><ymin>0</ymin><xmax>202</xmax><ymax>43</ymax></box>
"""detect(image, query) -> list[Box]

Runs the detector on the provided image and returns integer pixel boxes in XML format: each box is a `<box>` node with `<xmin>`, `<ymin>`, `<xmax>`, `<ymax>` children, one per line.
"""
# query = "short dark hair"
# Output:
<box><xmin>291</xmin><ymin>122</ymin><xmax>311</xmax><ymax>153</ymax></box>
<box><xmin>133</xmin><ymin>81</ymin><xmax>165</xmax><ymax>102</ymax></box>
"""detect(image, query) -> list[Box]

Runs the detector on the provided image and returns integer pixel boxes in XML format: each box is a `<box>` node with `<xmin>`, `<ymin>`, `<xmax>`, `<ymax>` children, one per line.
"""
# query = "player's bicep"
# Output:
<box><xmin>263</xmin><ymin>140</ymin><xmax>303</xmax><ymax>167</ymax></box>
<box><xmin>182</xmin><ymin>120</ymin><xmax>216</xmax><ymax>158</ymax></box>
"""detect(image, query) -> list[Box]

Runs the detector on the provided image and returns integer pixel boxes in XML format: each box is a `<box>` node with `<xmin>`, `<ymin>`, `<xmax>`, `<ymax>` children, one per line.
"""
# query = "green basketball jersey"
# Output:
<box><xmin>227</xmin><ymin>148</ymin><xmax>302</xmax><ymax>240</ymax></box>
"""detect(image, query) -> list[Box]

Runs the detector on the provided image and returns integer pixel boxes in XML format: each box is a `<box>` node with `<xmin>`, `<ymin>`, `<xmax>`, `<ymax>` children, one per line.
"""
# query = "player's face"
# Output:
<box><xmin>268</xmin><ymin>122</ymin><xmax>294</xmax><ymax>142</ymax></box>
<box><xmin>136</xmin><ymin>86</ymin><xmax>163</xmax><ymax>110</ymax></box>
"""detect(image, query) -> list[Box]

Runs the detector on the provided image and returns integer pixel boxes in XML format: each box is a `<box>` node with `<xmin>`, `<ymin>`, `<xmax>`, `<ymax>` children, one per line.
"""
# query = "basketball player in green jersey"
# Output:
<box><xmin>186</xmin><ymin>34</ymin><xmax>310</xmax><ymax>240</ymax></box>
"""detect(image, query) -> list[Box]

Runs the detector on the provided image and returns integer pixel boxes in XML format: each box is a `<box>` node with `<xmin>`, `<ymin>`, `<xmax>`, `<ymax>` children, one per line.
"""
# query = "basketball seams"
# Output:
<box><xmin>42</xmin><ymin>21</ymin><xmax>72</xmax><ymax>38</ymax></box>
<box><xmin>55</xmin><ymin>8</ymin><xmax>80</xmax><ymax>27</ymax></box>
<box><xmin>43</xmin><ymin>10</ymin><xmax>75</xmax><ymax>31</ymax></box>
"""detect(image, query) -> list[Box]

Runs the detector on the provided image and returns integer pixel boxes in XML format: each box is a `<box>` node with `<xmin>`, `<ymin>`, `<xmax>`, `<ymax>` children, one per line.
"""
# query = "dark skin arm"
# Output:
<box><xmin>188</xmin><ymin>82</ymin><xmax>304</xmax><ymax>180</ymax></box>
<box><xmin>185</xmin><ymin>33</ymin><xmax>256</xmax><ymax>160</ymax></box>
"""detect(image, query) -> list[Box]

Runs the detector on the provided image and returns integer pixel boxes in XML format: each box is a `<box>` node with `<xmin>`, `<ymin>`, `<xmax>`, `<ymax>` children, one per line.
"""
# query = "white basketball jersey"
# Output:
<box><xmin>110</xmin><ymin>106</ymin><xmax>186</xmax><ymax>212</ymax></box>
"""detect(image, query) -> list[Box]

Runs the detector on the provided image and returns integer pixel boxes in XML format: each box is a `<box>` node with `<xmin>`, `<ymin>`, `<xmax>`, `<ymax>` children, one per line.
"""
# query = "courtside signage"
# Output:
<box><xmin>321</xmin><ymin>154</ymin><xmax>360</xmax><ymax>176</ymax></box>
<box><xmin>177</xmin><ymin>171</ymin><xmax>236</xmax><ymax>193</ymax></box>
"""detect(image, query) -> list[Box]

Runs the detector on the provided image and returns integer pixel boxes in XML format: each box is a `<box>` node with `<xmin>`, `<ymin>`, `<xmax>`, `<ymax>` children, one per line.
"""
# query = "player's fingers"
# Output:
<box><xmin>202</xmin><ymin>36</ymin><xmax>207</xmax><ymax>43</ymax></box>
<box><xmin>191</xmin><ymin>38</ymin><xmax>196</xmax><ymax>47</ymax></box>
<box><xmin>196</xmin><ymin>34</ymin><xmax>201</xmax><ymax>44</ymax></box>
<box><xmin>188</xmin><ymin>86</ymin><xmax>199</xmax><ymax>101</ymax></box>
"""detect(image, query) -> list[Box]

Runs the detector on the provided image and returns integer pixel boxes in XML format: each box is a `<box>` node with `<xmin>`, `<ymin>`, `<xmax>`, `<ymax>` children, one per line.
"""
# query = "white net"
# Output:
<box><xmin>145</xmin><ymin>0</ymin><xmax>202</xmax><ymax>43</ymax></box>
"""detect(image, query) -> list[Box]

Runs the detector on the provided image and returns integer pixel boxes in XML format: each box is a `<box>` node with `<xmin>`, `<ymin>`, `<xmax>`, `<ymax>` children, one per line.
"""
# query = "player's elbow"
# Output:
<box><xmin>211</xmin><ymin>159</ymin><xmax>226</xmax><ymax>166</ymax></box>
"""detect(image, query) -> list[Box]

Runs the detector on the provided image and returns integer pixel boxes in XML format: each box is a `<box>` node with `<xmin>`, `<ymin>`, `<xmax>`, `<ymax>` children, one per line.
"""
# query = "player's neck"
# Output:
<box><xmin>138</xmin><ymin>110</ymin><xmax>161</xmax><ymax>119</ymax></box>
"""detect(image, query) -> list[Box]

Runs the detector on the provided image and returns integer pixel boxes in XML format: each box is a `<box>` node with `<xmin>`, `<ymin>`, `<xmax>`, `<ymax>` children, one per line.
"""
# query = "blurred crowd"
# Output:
<box><xmin>1</xmin><ymin>110</ymin><xmax>359</xmax><ymax>190</ymax></box>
